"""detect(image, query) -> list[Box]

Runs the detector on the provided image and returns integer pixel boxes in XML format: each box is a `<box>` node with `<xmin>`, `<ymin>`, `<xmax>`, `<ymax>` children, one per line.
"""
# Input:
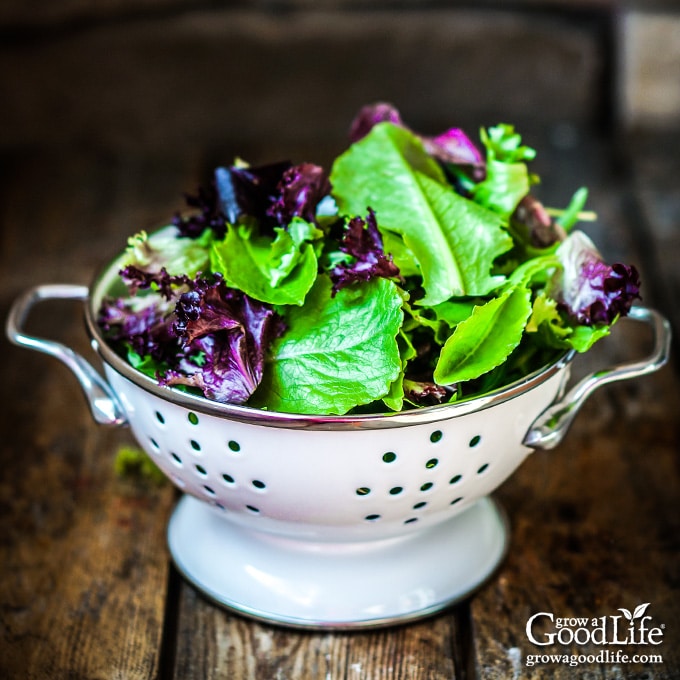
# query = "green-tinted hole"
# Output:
<box><xmin>389</xmin><ymin>486</ymin><xmax>403</xmax><ymax>495</ymax></box>
<box><xmin>430</xmin><ymin>430</ymin><xmax>443</xmax><ymax>443</ymax></box>
<box><xmin>425</xmin><ymin>458</ymin><xmax>438</xmax><ymax>469</ymax></box>
<box><xmin>188</xmin><ymin>412</ymin><xmax>199</xmax><ymax>425</ymax></box>
<box><xmin>477</xmin><ymin>463</ymin><xmax>489</xmax><ymax>474</ymax></box>
<box><xmin>413</xmin><ymin>501</ymin><xmax>427</xmax><ymax>510</ymax></box>
<box><xmin>252</xmin><ymin>480</ymin><xmax>266</xmax><ymax>489</ymax></box>
<box><xmin>404</xmin><ymin>517</ymin><xmax>418</xmax><ymax>524</ymax></box>
<box><xmin>222</xmin><ymin>474</ymin><xmax>235</xmax><ymax>484</ymax></box>
<box><xmin>469</xmin><ymin>435</ymin><xmax>481</xmax><ymax>447</ymax></box>
<box><xmin>149</xmin><ymin>438</ymin><xmax>159</xmax><ymax>449</ymax></box>
<box><xmin>155</xmin><ymin>411</ymin><xmax>165</xmax><ymax>424</ymax></box>
<box><xmin>420</xmin><ymin>482</ymin><xmax>433</xmax><ymax>492</ymax></box>
<box><xmin>246</xmin><ymin>505</ymin><xmax>259</xmax><ymax>513</ymax></box>
<box><xmin>190</xmin><ymin>440</ymin><xmax>201</xmax><ymax>451</ymax></box>
<box><xmin>195</xmin><ymin>464</ymin><xmax>207</xmax><ymax>475</ymax></box>
<box><xmin>356</xmin><ymin>487</ymin><xmax>371</xmax><ymax>496</ymax></box>
<box><xmin>451</xmin><ymin>497</ymin><xmax>463</xmax><ymax>505</ymax></box>
<box><xmin>365</xmin><ymin>514</ymin><xmax>381</xmax><ymax>521</ymax></box>
<box><xmin>203</xmin><ymin>485</ymin><xmax>215</xmax><ymax>495</ymax></box>
<box><xmin>171</xmin><ymin>453</ymin><xmax>182</xmax><ymax>465</ymax></box>
<box><xmin>382</xmin><ymin>451</ymin><xmax>397</xmax><ymax>463</ymax></box>
<box><xmin>449</xmin><ymin>474</ymin><xmax>462</xmax><ymax>485</ymax></box>
<box><xmin>228</xmin><ymin>440</ymin><xmax>241</xmax><ymax>452</ymax></box>
<box><xmin>215</xmin><ymin>502</ymin><xmax>225</xmax><ymax>511</ymax></box>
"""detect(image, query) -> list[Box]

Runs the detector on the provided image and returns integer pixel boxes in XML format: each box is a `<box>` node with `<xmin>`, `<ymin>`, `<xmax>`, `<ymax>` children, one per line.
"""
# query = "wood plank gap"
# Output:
<box><xmin>451</xmin><ymin>601</ymin><xmax>475</xmax><ymax>680</ymax></box>
<box><xmin>157</xmin><ymin>562</ymin><xmax>183</xmax><ymax>680</ymax></box>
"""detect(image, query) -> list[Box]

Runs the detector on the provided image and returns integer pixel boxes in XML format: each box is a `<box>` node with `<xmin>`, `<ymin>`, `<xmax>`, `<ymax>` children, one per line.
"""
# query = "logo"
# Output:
<box><xmin>526</xmin><ymin>603</ymin><xmax>665</xmax><ymax>647</ymax></box>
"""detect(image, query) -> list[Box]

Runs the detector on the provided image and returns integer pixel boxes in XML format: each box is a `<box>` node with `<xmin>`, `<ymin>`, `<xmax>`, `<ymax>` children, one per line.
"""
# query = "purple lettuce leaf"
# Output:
<box><xmin>349</xmin><ymin>102</ymin><xmax>404</xmax><ymax>143</ymax></box>
<box><xmin>98</xmin><ymin>294</ymin><xmax>180</xmax><ymax>364</ymax></box>
<box><xmin>266</xmin><ymin>163</ymin><xmax>332</xmax><ymax>225</ymax></box>
<box><xmin>555</xmin><ymin>231</ymin><xmax>641</xmax><ymax>325</ymax></box>
<box><xmin>329</xmin><ymin>208</ymin><xmax>401</xmax><ymax>294</ymax></box>
<box><xmin>120</xmin><ymin>265</ymin><xmax>192</xmax><ymax>299</ymax></box>
<box><xmin>165</xmin><ymin>276</ymin><xmax>285</xmax><ymax>404</ymax></box>
<box><xmin>214</xmin><ymin>161</ymin><xmax>292</xmax><ymax>228</ymax></box>
<box><xmin>403</xmin><ymin>378</ymin><xmax>453</xmax><ymax>407</ymax></box>
<box><xmin>173</xmin><ymin>161</ymin><xmax>292</xmax><ymax>238</ymax></box>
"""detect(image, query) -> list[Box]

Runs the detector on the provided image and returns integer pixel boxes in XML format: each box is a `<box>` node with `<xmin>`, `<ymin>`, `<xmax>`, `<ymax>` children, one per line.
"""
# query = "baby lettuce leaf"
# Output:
<box><xmin>433</xmin><ymin>284</ymin><xmax>532</xmax><ymax>385</ymax></box>
<box><xmin>331</xmin><ymin>123</ymin><xmax>511</xmax><ymax>305</ymax></box>
<box><xmin>251</xmin><ymin>275</ymin><xmax>403</xmax><ymax>415</ymax></box>
<box><xmin>210</xmin><ymin>218</ymin><xmax>320</xmax><ymax>306</ymax></box>
<box><xmin>122</xmin><ymin>227</ymin><xmax>213</xmax><ymax>278</ymax></box>
<box><xmin>382</xmin><ymin>329</ymin><xmax>417</xmax><ymax>412</ymax></box>
<box><xmin>472</xmin><ymin>124</ymin><xmax>536</xmax><ymax>219</ymax></box>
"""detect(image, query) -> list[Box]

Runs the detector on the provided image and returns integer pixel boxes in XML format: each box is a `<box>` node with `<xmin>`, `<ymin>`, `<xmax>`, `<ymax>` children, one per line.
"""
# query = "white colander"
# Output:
<box><xmin>6</xmin><ymin>266</ymin><xmax>671</xmax><ymax>628</ymax></box>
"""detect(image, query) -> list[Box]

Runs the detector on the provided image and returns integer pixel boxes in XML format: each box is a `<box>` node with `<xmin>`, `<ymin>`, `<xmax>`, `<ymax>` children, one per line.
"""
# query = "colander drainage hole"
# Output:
<box><xmin>149</xmin><ymin>438</ymin><xmax>160</xmax><ymax>451</ymax></box>
<box><xmin>228</xmin><ymin>440</ymin><xmax>241</xmax><ymax>452</ymax></box>
<box><xmin>356</xmin><ymin>487</ymin><xmax>371</xmax><ymax>496</ymax></box>
<box><xmin>170</xmin><ymin>453</ymin><xmax>182</xmax><ymax>466</ymax></box>
<box><xmin>413</xmin><ymin>501</ymin><xmax>427</xmax><ymax>510</ymax></box>
<box><xmin>364</xmin><ymin>514</ymin><xmax>380</xmax><ymax>521</ymax></box>
<box><xmin>451</xmin><ymin>497</ymin><xmax>463</xmax><ymax>505</ymax></box>
<box><xmin>188</xmin><ymin>412</ymin><xmax>199</xmax><ymax>425</ymax></box>
<box><xmin>389</xmin><ymin>486</ymin><xmax>403</xmax><ymax>496</ymax></box>
<box><xmin>203</xmin><ymin>485</ymin><xmax>216</xmax><ymax>496</ymax></box>
<box><xmin>155</xmin><ymin>411</ymin><xmax>165</xmax><ymax>424</ymax></box>
<box><xmin>477</xmin><ymin>463</ymin><xmax>490</xmax><ymax>474</ymax></box>
<box><xmin>246</xmin><ymin>505</ymin><xmax>260</xmax><ymax>514</ymax></box>
<box><xmin>190</xmin><ymin>440</ymin><xmax>201</xmax><ymax>452</ymax></box>
<box><xmin>469</xmin><ymin>435</ymin><xmax>481</xmax><ymax>447</ymax></box>
<box><xmin>222</xmin><ymin>474</ymin><xmax>235</xmax><ymax>484</ymax></box>
<box><xmin>195</xmin><ymin>464</ymin><xmax>207</xmax><ymax>476</ymax></box>
<box><xmin>425</xmin><ymin>458</ymin><xmax>438</xmax><ymax>469</ymax></box>
<box><xmin>449</xmin><ymin>474</ymin><xmax>462</xmax><ymax>485</ymax></box>
<box><xmin>382</xmin><ymin>452</ymin><xmax>397</xmax><ymax>463</ymax></box>
<box><xmin>252</xmin><ymin>480</ymin><xmax>266</xmax><ymax>490</ymax></box>
<box><xmin>404</xmin><ymin>518</ymin><xmax>418</xmax><ymax>524</ymax></box>
<box><xmin>420</xmin><ymin>482</ymin><xmax>433</xmax><ymax>492</ymax></box>
<box><xmin>430</xmin><ymin>430</ymin><xmax>443</xmax><ymax>443</ymax></box>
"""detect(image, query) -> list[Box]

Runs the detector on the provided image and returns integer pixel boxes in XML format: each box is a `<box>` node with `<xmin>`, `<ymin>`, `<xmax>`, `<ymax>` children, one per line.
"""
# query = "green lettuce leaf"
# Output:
<box><xmin>122</xmin><ymin>227</ymin><xmax>213</xmax><ymax>278</ymax></box>
<box><xmin>527</xmin><ymin>292</ymin><xmax>610</xmax><ymax>352</ymax></box>
<box><xmin>331</xmin><ymin>123</ymin><xmax>512</xmax><ymax>306</ymax></box>
<box><xmin>210</xmin><ymin>218</ymin><xmax>320</xmax><ymax>306</ymax></box>
<box><xmin>433</xmin><ymin>285</ymin><xmax>533</xmax><ymax>385</ymax></box>
<box><xmin>472</xmin><ymin>124</ymin><xmax>536</xmax><ymax>219</ymax></box>
<box><xmin>382</xmin><ymin>329</ymin><xmax>417</xmax><ymax>412</ymax></box>
<box><xmin>251</xmin><ymin>275</ymin><xmax>404</xmax><ymax>414</ymax></box>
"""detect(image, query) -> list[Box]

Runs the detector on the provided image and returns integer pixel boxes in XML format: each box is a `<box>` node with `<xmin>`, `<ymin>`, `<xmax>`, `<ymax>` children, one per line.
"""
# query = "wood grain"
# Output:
<box><xmin>0</xmin><ymin>151</ymin><xmax>191</xmax><ymax>680</ymax></box>
<box><xmin>173</xmin><ymin>587</ymin><xmax>462</xmax><ymax>679</ymax></box>
<box><xmin>469</xmin><ymin>138</ymin><xmax>680</xmax><ymax>678</ymax></box>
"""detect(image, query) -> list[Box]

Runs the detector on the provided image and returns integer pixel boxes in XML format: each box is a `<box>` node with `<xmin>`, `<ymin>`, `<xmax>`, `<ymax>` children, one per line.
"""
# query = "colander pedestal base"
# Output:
<box><xmin>167</xmin><ymin>494</ymin><xmax>509</xmax><ymax>629</ymax></box>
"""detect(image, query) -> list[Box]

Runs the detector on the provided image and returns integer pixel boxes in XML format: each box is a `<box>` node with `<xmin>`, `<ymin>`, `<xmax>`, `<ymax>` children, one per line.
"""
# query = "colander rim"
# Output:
<box><xmin>85</xmin><ymin>249</ymin><xmax>575</xmax><ymax>430</ymax></box>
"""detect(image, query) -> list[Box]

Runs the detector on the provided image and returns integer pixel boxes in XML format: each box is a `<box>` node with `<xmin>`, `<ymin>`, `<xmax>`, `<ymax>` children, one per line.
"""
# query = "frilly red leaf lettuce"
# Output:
<box><xmin>554</xmin><ymin>231</ymin><xmax>641</xmax><ymax>325</ymax></box>
<box><xmin>329</xmin><ymin>208</ymin><xmax>401</xmax><ymax>294</ymax></box>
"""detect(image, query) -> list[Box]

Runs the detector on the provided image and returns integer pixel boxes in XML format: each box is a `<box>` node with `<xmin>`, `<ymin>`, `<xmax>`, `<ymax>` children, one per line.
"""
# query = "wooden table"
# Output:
<box><xmin>1</xmin><ymin>131</ymin><xmax>678</xmax><ymax>679</ymax></box>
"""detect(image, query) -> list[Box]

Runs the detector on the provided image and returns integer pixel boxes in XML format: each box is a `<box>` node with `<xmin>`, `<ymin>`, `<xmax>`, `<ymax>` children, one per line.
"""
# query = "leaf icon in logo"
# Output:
<box><xmin>633</xmin><ymin>603</ymin><xmax>650</xmax><ymax>619</ymax></box>
<box><xmin>618</xmin><ymin>608</ymin><xmax>633</xmax><ymax>621</ymax></box>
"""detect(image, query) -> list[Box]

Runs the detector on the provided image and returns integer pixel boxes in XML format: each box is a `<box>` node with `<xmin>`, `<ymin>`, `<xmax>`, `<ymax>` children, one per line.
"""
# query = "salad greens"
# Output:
<box><xmin>98</xmin><ymin>103</ymin><xmax>641</xmax><ymax>415</ymax></box>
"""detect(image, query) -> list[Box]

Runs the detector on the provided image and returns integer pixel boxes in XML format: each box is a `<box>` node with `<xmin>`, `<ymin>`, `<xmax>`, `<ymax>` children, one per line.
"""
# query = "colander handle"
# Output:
<box><xmin>5</xmin><ymin>284</ymin><xmax>127</xmax><ymax>427</ymax></box>
<box><xmin>523</xmin><ymin>306</ymin><xmax>671</xmax><ymax>450</ymax></box>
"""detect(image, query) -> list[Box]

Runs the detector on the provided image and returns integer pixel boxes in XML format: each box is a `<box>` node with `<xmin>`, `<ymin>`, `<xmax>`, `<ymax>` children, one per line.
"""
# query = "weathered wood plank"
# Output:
<box><xmin>0</xmin><ymin>9</ymin><xmax>605</xmax><ymax>156</ymax></box>
<box><xmin>0</xmin><ymin>151</ymin><xmax>195</xmax><ymax>679</ymax></box>
<box><xmin>469</xmin><ymin>138</ymin><xmax>680</xmax><ymax>677</ymax></box>
<box><xmin>173</xmin><ymin>586</ymin><xmax>461</xmax><ymax>679</ymax></box>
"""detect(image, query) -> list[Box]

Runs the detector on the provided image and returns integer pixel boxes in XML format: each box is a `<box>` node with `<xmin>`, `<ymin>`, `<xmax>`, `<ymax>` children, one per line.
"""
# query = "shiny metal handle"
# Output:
<box><xmin>5</xmin><ymin>284</ymin><xmax>127</xmax><ymax>426</ymax></box>
<box><xmin>523</xmin><ymin>306</ymin><xmax>671</xmax><ymax>450</ymax></box>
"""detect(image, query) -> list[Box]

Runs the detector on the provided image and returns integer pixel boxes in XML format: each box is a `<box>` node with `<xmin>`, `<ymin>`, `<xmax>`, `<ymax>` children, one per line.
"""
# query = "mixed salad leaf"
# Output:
<box><xmin>98</xmin><ymin>103</ymin><xmax>641</xmax><ymax>415</ymax></box>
